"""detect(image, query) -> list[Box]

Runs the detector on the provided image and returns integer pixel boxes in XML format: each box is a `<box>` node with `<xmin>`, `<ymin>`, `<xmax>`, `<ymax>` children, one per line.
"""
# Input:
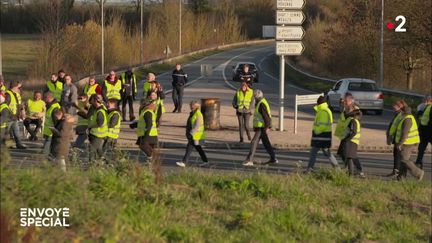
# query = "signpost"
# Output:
<box><xmin>294</xmin><ymin>94</ymin><xmax>323</xmax><ymax>134</ymax></box>
<box><xmin>275</xmin><ymin>0</ymin><xmax>306</xmax><ymax>132</ymax></box>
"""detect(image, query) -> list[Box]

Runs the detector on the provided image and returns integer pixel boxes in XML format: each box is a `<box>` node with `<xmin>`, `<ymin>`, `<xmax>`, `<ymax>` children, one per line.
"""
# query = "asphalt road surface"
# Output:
<box><xmin>6</xmin><ymin>44</ymin><xmax>431</xmax><ymax>181</ymax></box>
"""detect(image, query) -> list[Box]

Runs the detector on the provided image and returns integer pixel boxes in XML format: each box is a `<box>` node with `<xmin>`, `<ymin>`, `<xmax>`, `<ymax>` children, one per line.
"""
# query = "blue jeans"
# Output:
<box><xmin>9</xmin><ymin>121</ymin><xmax>23</xmax><ymax>147</ymax></box>
<box><xmin>307</xmin><ymin>147</ymin><xmax>339</xmax><ymax>169</ymax></box>
<box><xmin>43</xmin><ymin>135</ymin><xmax>52</xmax><ymax>155</ymax></box>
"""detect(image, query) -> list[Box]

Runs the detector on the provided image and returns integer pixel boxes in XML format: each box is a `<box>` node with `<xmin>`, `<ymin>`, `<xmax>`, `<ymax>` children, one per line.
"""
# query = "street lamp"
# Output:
<box><xmin>140</xmin><ymin>0</ymin><xmax>144</xmax><ymax>65</ymax></box>
<box><xmin>101</xmin><ymin>0</ymin><xmax>105</xmax><ymax>76</ymax></box>
<box><xmin>179</xmin><ymin>0</ymin><xmax>182</xmax><ymax>55</ymax></box>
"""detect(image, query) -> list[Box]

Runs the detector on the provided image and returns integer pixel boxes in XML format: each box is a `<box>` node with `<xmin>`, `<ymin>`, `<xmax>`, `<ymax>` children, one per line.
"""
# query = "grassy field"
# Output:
<box><xmin>1</xmin><ymin>34</ymin><xmax>40</xmax><ymax>81</ymax></box>
<box><xmin>1</xmin><ymin>148</ymin><xmax>431</xmax><ymax>242</ymax></box>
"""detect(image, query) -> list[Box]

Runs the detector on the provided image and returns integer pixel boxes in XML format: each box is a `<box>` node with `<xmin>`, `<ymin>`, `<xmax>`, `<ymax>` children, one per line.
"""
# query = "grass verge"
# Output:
<box><xmin>1</xmin><ymin>154</ymin><xmax>430</xmax><ymax>242</ymax></box>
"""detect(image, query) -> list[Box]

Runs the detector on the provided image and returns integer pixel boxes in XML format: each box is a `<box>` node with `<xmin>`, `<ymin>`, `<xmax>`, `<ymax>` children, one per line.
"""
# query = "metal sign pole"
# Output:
<box><xmin>294</xmin><ymin>95</ymin><xmax>298</xmax><ymax>134</ymax></box>
<box><xmin>279</xmin><ymin>55</ymin><xmax>285</xmax><ymax>131</ymax></box>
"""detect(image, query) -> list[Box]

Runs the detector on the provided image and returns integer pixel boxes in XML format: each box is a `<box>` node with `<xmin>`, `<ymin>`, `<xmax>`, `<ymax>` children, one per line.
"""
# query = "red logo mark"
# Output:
<box><xmin>386</xmin><ymin>23</ymin><xmax>395</xmax><ymax>30</ymax></box>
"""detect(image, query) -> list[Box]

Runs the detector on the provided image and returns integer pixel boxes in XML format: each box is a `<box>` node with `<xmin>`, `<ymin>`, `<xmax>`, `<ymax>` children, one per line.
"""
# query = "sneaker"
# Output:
<box><xmin>264</xmin><ymin>159</ymin><xmax>279</xmax><ymax>165</ymax></box>
<box><xmin>242</xmin><ymin>160</ymin><xmax>254</xmax><ymax>166</ymax></box>
<box><xmin>199</xmin><ymin>161</ymin><xmax>210</xmax><ymax>167</ymax></box>
<box><xmin>385</xmin><ymin>169</ymin><xmax>399</xmax><ymax>177</ymax></box>
<box><xmin>418</xmin><ymin>170</ymin><xmax>425</xmax><ymax>181</ymax></box>
<box><xmin>239</xmin><ymin>139</ymin><xmax>244</xmax><ymax>143</ymax></box>
<box><xmin>176</xmin><ymin>161</ymin><xmax>186</xmax><ymax>167</ymax></box>
<box><xmin>172</xmin><ymin>109</ymin><xmax>177</xmax><ymax>113</ymax></box>
<box><xmin>359</xmin><ymin>172</ymin><xmax>366</xmax><ymax>178</ymax></box>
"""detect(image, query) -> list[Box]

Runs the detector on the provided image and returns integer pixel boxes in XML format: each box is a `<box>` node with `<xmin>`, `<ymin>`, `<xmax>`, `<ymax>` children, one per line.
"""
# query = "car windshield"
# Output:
<box><xmin>348</xmin><ymin>82</ymin><xmax>378</xmax><ymax>91</ymax></box>
<box><xmin>238</xmin><ymin>64</ymin><xmax>256</xmax><ymax>70</ymax></box>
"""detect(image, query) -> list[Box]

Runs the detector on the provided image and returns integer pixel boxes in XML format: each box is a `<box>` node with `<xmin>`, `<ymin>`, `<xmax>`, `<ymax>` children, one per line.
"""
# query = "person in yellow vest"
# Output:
<box><xmin>88</xmin><ymin>94</ymin><xmax>108</xmax><ymax>164</ymax></box>
<box><xmin>176</xmin><ymin>100</ymin><xmax>208</xmax><ymax>167</ymax></box>
<box><xmin>82</xmin><ymin>76</ymin><xmax>102</xmax><ymax>97</ymax></box>
<box><xmin>45</xmin><ymin>73</ymin><xmax>63</xmax><ymax>101</ymax></box>
<box><xmin>416</xmin><ymin>96</ymin><xmax>432</xmax><ymax>169</ymax></box>
<box><xmin>102</xmin><ymin>71</ymin><xmax>122</xmax><ymax>105</ymax></box>
<box><xmin>243</xmin><ymin>90</ymin><xmax>277</xmax><ymax>166</ymax></box>
<box><xmin>395</xmin><ymin>106</ymin><xmax>424</xmax><ymax>181</ymax></box>
<box><xmin>305</xmin><ymin>96</ymin><xmax>339</xmax><ymax>173</ymax></box>
<box><xmin>42</xmin><ymin>91</ymin><xmax>61</xmax><ymax>155</ymax></box>
<box><xmin>104</xmin><ymin>99</ymin><xmax>122</xmax><ymax>152</ymax></box>
<box><xmin>149</xmin><ymin>91</ymin><xmax>165</xmax><ymax>127</ymax></box>
<box><xmin>0</xmin><ymin>75</ymin><xmax>6</xmax><ymax>94</ymax></box>
<box><xmin>143</xmin><ymin>73</ymin><xmax>166</xmax><ymax>114</ymax></box>
<box><xmin>5</xmin><ymin>81</ymin><xmax>26</xmax><ymax>149</ymax></box>
<box><xmin>343</xmin><ymin>109</ymin><xmax>364</xmax><ymax>177</ymax></box>
<box><xmin>232</xmin><ymin>82</ymin><xmax>253</xmax><ymax>143</ymax></box>
<box><xmin>120</xmin><ymin>69</ymin><xmax>137</xmax><ymax>121</ymax></box>
<box><xmin>335</xmin><ymin>93</ymin><xmax>358</xmax><ymax>166</ymax></box>
<box><xmin>130</xmin><ymin>99</ymin><xmax>158</xmax><ymax>163</ymax></box>
<box><xmin>74</xmin><ymin>95</ymin><xmax>90</xmax><ymax>149</ymax></box>
<box><xmin>0</xmin><ymin>93</ymin><xmax>10</xmax><ymax>144</ymax></box>
<box><xmin>24</xmin><ymin>91</ymin><xmax>45</xmax><ymax>141</ymax></box>
<box><xmin>385</xmin><ymin>100</ymin><xmax>406</xmax><ymax>177</ymax></box>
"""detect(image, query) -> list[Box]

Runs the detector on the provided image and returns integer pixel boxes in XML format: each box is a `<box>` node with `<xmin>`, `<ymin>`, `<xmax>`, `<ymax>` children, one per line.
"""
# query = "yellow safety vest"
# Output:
<box><xmin>104</xmin><ymin>80</ymin><xmax>122</xmax><ymax>100</ymax></box>
<box><xmin>6</xmin><ymin>90</ymin><xmax>21</xmax><ymax>115</ymax></box>
<box><xmin>346</xmin><ymin>117</ymin><xmax>361</xmax><ymax>145</ymax></box>
<box><xmin>76</xmin><ymin>101</ymin><xmax>89</xmax><ymax>126</ymax></box>
<box><xmin>83</xmin><ymin>84</ymin><xmax>98</xmax><ymax>96</ymax></box>
<box><xmin>191</xmin><ymin>109</ymin><xmax>205</xmax><ymax>140</ymax></box>
<box><xmin>121</xmin><ymin>73</ymin><xmax>137</xmax><ymax>93</ymax></box>
<box><xmin>0</xmin><ymin>103</ymin><xmax>10</xmax><ymax>128</ymax></box>
<box><xmin>137</xmin><ymin>109</ymin><xmax>158</xmax><ymax>137</ymax></box>
<box><xmin>43</xmin><ymin>102</ymin><xmax>61</xmax><ymax>136</ymax></box>
<box><xmin>395</xmin><ymin>115</ymin><xmax>420</xmax><ymax>145</ymax></box>
<box><xmin>0</xmin><ymin>85</ymin><xmax>6</xmax><ymax>92</ymax></box>
<box><xmin>253</xmin><ymin>98</ymin><xmax>271</xmax><ymax>128</ymax></box>
<box><xmin>236</xmin><ymin>89</ymin><xmax>253</xmax><ymax>110</ymax></box>
<box><xmin>142</xmin><ymin>81</ymin><xmax>155</xmax><ymax>97</ymax></box>
<box><xmin>107</xmin><ymin>110</ymin><xmax>122</xmax><ymax>139</ymax></box>
<box><xmin>27</xmin><ymin>99</ymin><xmax>45</xmax><ymax>117</ymax></box>
<box><xmin>312</xmin><ymin>103</ymin><xmax>333</xmax><ymax>134</ymax></box>
<box><xmin>89</xmin><ymin>107</ymin><xmax>108</xmax><ymax>138</ymax></box>
<box><xmin>389</xmin><ymin>112</ymin><xmax>403</xmax><ymax>138</ymax></box>
<box><xmin>153</xmin><ymin>98</ymin><xmax>166</xmax><ymax>114</ymax></box>
<box><xmin>420</xmin><ymin>105</ymin><xmax>431</xmax><ymax>126</ymax></box>
<box><xmin>46</xmin><ymin>81</ymin><xmax>63</xmax><ymax>101</ymax></box>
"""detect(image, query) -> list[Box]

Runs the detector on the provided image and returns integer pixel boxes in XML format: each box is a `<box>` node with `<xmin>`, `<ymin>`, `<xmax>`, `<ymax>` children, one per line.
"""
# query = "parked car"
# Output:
<box><xmin>232</xmin><ymin>62</ymin><xmax>259</xmax><ymax>83</ymax></box>
<box><xmin>325</xmin><ymin>78</ymin><xmax>384</xmax><ymax>115</ymax></box>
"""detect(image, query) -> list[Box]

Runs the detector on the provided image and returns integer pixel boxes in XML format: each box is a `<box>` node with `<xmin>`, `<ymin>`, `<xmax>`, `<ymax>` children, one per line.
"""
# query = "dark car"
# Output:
<box><xmin>232</xmin><ymin>62</ymin><xmax>259</xmax><ymax>83</ymax></box>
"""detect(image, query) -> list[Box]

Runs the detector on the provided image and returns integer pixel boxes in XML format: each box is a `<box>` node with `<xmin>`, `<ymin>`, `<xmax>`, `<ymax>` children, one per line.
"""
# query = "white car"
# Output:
<box><xmin>326</xmin><ymin>78</ymin><xmax>384</xmax><ymax>115</ymax></box>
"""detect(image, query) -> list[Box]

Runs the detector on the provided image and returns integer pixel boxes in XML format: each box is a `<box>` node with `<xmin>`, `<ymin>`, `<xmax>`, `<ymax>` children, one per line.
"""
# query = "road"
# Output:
<box><xmin>6</xmin><ymin>43</ymin><xmax>431</xmax><ymax>181</ymax></box>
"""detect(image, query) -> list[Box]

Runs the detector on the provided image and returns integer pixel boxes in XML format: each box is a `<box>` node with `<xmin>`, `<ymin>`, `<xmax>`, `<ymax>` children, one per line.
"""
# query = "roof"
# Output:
<box><xmin>339</xmin><ymin>78</ymin><xmax>376</xmax><ymax>84</ymax></box>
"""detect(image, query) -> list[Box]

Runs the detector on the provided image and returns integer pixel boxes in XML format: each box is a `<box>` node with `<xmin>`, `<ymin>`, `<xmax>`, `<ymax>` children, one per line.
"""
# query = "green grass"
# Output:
<box><xmin>1</xmin><ymin>148</ymin><xmax>430</xmax><ymax>242</ymax></box>
<box><xmin>1</xmin><ymin>34</ymin><xmax>40</xmax><ymax>81</ymax></box>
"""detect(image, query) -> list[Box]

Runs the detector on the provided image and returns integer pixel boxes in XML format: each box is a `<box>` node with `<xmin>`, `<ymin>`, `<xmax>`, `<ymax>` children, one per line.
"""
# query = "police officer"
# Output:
<box><xmin>42</xmin><ymin>91</ymin><xmax>61</xmax><ymax>155</ymax></box>
<box><xmin>45</xmin><ymin>73</ymin><xmax>63</xmax><ymax>101</ymax></box>
<box><xmin>243</xmin><ymin>90</ymin><xmax>277</xmax><ymax>166</ymax></box>
<box><xmin>232</xmin><ymin>82</ymin><xmax>253</xmax><ymax>142</ymax></box>
<box><xmin>344</xmin><ymin>109</ymin><xmax>364</xmax><ymax>177</ymax></box>
<box><xmin>24</xmin><ymin>91</ymin><xmax>45</xmax><ymax>141</ymax></box>
<box><xmin>88</xmin><ymin>94</ymin><xmax>108</xmax><ymax>164</ymax></box>
<box><xmin>395</xmin><ymin>106</ymin><xmax>424</xmax><ymax>181</ymax></box>
<box><xmin>120</xmin><ymin>69</ymin><xmax>137</xmax><ymax>121</ymax></box>
<box><xmin>105</xmin><ymin>99</ymin><xmax>122</xmax><ymax>152</ymax></box>
<box><xmin>172</xmin><ymin>64</ymin><xmax>188</xmax><ymax>113</ymax></box>
<box><xmin>415</xmin><ymin>96</ymin><xmax>432</xmax><ymax>169</ymax></box>
<box><xmin>0</xmin><ymin>93</ymin><xmax>10</xmax><ymax>144</ymax></box>
<box><xmin>385</xmin><ymin>100</ymin><xmax>405</xmax><ymax>177</ymax></box>
<box><xmin>103</xmin><ymin>70</ymin><xmax>122</xmax><ymax>105</ymax></box>
<box><xmin>132</xmin><ymin>99</ymin><xmax>158</xmax><ymax>163</ymax></box>
<box><xmin>305</xmin><ymin>96</ymin><xmax>339</xmax><ymax>173</ymax></box>
<box><xmin>176</xmin><ymin>100</ymin><xmax>208</xmax><ymax>167</ymax></box>
<box><xmin>83</xmin><ymin>76</ymin><xmax>102</xmax><ymax>97</ymax></box>
<box><xmin>5</xmin><ymin>81</ymin><xmax>26</xmax><ymax>149</ymax></box>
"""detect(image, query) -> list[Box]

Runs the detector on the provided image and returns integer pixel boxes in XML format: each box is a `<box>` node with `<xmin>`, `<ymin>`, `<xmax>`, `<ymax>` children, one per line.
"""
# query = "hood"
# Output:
<box><xmin>314</xmin><ymin>102</ymin><xmax>329</xmax><ymax>112</ymax></box>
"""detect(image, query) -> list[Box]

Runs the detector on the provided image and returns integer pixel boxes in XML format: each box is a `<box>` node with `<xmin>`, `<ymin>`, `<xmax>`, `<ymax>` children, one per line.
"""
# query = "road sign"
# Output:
<box><xmin>276</xmin><ymin>10</ymin><xmax>305</xmax><ymax>25</ymax></box>
<box><xmin>276</xmin><ymin>26</ymin><xmax>305</xmax><ymax>40</ymax></box>
<box><xmin>275</xmin><ymin>41</ymin><xmax>305</xmax><ymax>55</ymax></box>
<box><xmin>276</xmin><ymin>0</ymin><xmax>306</xmax><ymax>9</ymax></box>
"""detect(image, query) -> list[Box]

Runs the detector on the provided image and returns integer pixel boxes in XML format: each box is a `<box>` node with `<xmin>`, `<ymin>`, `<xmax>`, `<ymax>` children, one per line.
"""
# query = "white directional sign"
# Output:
<box><xmin>276</xmin><ymin>10</ymin><xmax>305</xmax><ymax>25</ymax></box>
<box><xmin>276</xmin><ymin>26</ymin><xmax>305</xmax><ymax>40</ymax></box>
<box><xmin>276</xmin><ymin>41</ymin><xmax>305</xmax><ymax>55</ymax></box>
<box><xmin>277</xmin><ymin>0</ymin><xmax>306</xmax><ymax>9</ymax></box>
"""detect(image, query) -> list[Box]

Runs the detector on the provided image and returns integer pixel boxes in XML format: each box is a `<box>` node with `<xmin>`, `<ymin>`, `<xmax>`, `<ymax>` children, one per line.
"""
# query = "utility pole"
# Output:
<box><xmin>101</xmin><ymin>0</ymin><xmax>105</xmax><ymax>75</ymax></box>
<box><xmin>179</xmin><ymin>0</ymin><xmax>182</xmax><ymax>55</ymax></box>
<box><xmin>140</xmin><ymin>0</ymin><xmax>144</xmax><ymax>65</ymax></box>
<box><xmin>379</xmin><ymin>0</ymin><xmax>384</xmax><ymax>88</ymax></box>
<box><xmin>279</xmin><ymin>55</ymin><xmax>285</xmax><ymax>131</ymax></box>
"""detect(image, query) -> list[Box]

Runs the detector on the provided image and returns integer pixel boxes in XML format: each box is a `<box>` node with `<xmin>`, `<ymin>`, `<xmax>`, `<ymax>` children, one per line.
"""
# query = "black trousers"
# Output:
<box><xmin>237</xmin><ymin>112</ymin><xmax>251</xmax><ymax>141</ymax></box>
<box><xmin>183</xmin><ymin>139</ymin><xmax>208</xmax><ymax>163</ymax></box>
<box><xmin>246</xmin><ymin>128</ymin><xmax>275</xmax><ymax>161</ymax></box>
<box><xmin>416</xmin><ymin>128</ymin><xmax>432</xmax><ymax>168</ymax></box>
<box><xmin>23</xmin><ymin>118</ymin><xmax>42</xmax><ymax>138</ymax></box>
<box><xmin>122</xmin><ymin>95</ymin><xmax>135</xmax><ymax>120</ymax></box>
<box><xmin>138</xmin><ymin>136</ymin><xmax>158</xmax><ymax>157</ymax></box>
<box><xmin>392</xmin><ymin>145</ymin><xmax>401</xmax><ymax>171</ymax></box>
<box><xmin>172</xmin><ymin>85</ymin><xmax>184</xmax><ymax>112</ymax></box>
